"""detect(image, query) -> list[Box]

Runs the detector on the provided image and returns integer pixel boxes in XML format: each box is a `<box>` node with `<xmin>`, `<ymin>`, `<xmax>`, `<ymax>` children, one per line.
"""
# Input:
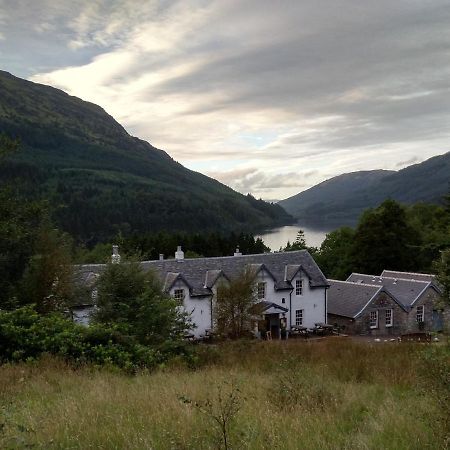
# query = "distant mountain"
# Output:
<box><xmin>0</xmin><ymin>70</ymin><xmax>292</xmax><ymax>243</ymax></box>
<box><xmin>279</xmin><ymin>152</ymin><xmax>450</xmax><ymax>227</ymax></box>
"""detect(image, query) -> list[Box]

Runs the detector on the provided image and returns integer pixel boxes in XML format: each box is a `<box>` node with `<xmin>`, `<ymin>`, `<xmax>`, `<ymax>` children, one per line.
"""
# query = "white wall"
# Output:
<box><xmin>254</xmin><ymin>269</ymin><xmax>326</xmax><ymax>330</ymax></box>
<box><xmin>169</xmin><ymin>280</ymin><xmax>212</xmax><ymax>338</ymax></box>
<box><xmin>289</xmin><ymin>271</ymin><xmax>326</xmax><ymax>328</ymax></box>
<box><xmin>169</xmin><ymin>269</ymin><xmax>326</xmax><ymax>337</ymax></box>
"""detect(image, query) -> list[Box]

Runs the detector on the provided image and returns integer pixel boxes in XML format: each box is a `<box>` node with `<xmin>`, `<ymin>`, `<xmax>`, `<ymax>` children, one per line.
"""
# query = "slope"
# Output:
<box><xmin>0</xmin><ymin>70</ymin><xmax>292</xmax><ymax>243</ymax></box>
<box><xmin>279</xmin><ymin>152</ymin><xmax>450</xmax><ymax>226</ymax></box>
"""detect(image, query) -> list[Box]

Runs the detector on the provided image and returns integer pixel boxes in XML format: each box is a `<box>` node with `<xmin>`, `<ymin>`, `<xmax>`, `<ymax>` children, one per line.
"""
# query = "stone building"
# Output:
<box><xmin>327</xmin><ymin>270</ymin><xmax>445</xmax><ymax>335</ymax></box>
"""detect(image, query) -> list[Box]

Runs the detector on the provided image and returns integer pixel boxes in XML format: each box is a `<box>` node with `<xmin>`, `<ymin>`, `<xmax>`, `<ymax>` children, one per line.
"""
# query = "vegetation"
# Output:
<box><xmin>214</xmin><ymin>269</ymin><xmax>257</xmax><ymax>338</ymax></box>
<box><xmin>0</xmin><ymin>339</ymin><xmax>448</xmax><ymax>449</ymax></box>
<box><xmin>95</xmin><ymin>260</ymin><xmax>191</xmax><ymax>344</ymax></box>
<box><xmin>305</xmin><ymin>198</ymin><xmax>450</xmax><ymax>280</ymax></box>
<box><xmin>0</xmin><ymin>70</ymin><xmax>292</xmax><ymax>244</ymax></box>
<box><xmin>76</xmin><ymin>231</ymin><xmax>269</xmax><ymax>264</ymax></box>
<box><xmin>0</xmin><ymin>306</ymin><xmax>173</xmax><ymax>371</ymax></box>
<box><xmin>279</xmin><ymin>152</ymin><xmax>450</xmax><ymax>226</ymax></box>
<box><xmin>435</xmin><ymin>248</ymin><xmax>450</xmax><ymax>305</ymax></box>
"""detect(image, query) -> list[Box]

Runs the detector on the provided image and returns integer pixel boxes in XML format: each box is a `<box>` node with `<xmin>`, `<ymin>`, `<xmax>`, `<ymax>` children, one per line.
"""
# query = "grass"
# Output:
<box><xmin>0</xmin><ymin>338</ymin><xmax>448</xmax><ymax>449</ymax></box>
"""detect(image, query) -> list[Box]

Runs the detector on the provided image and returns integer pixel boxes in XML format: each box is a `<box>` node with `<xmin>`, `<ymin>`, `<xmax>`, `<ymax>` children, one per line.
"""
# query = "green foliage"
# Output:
<box><xmin>313</xmin><ymin>198</ymin><xmax>450</xmax><ymax>279</ymax></box>
<box><xmin>0</xmin><ymin>134</ymin><xmax>47</xmax><ymax>309</ymax></box>
<box><xmin>435</xmin><ymin>248</ymin><xmax>450</xmax><ymax>305</ymax></box>
<box><xmin>215</xmin><ymin>269</ymin><xmax>257</xmax><ymax>339</ymax></box>
<box><xmin>283</xmin><ymin>230</ymin><xmax>314</xmax><ymax>253</ymax></box>
<box><xmin>352</xmin><ymin>199</ymin><xmax>420</xmax><ymax>274</ymax></box>
<box><xmin>314</xmin><ymin>227</ymin><xmax>355</xmax><ymax>279</ymax></box>
<box><xmin>0</xmin><ymin>132</ymin><xmax>19</xmax><ymax>160</ymax></box>
<box><xmin>20</xmin><ymin>221</ymin><xmax>74</xmax><ymax>314</ymax></box>
<box><xmin>95</xmin><ymin>260</ymin><xmax>191</xmax><ymax>344</ymax></box>
<box><xmin>0</xmin><ymin>306</ymin><xmax>161</xmax><ymax>370</ymax></box>
<box><xmin>77</xmin><ymin>231</ymin><xmax>270</xmax><ymax>264</ymax></box>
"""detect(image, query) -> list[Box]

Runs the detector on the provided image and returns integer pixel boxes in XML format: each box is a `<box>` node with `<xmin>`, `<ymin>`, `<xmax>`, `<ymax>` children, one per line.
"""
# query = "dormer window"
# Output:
<box><xmin>257</xmin><ymin>282</ymin><xmax>266</xmax><ymax>299</ymax></box>
<box><xmin>295</xmin><ymin>279</ymin><xmax>303</xmax><ymax>296</ymax></box>
<box><xmin>173</xmin><ymin>289</ymin><xmax>185</xmax><ymax>304</ymax></box>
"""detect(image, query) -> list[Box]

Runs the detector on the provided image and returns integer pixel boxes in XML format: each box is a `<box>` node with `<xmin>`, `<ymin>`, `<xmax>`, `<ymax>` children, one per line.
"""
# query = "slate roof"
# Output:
<box><xmin>346</xmin><ymin>273</ymin><xmax>431</xmax><ymax>308</ymax></box>
<box><xmin>327</xmin><ymin>280</ymin><xmax>383</xmax><ymax>318</ymax></box>
<box><xmin>75</xmin><ymin>250</ymin><xmax>328</xmax><ymax>303</ymax></box>
<box><xmin>250</xmin><ymin>301</ymin><xmax>289</xmax><ymax>315</ymax></box>
<box><xmin>381</xmin><ymin>270</ymin><xmax>436</xmax><ymax>283</ymax></box>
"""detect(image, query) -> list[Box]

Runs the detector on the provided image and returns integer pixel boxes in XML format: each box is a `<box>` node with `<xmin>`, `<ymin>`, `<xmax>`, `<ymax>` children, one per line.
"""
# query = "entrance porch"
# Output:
<box><xmin>250</xmin><ymin>301</ymin><xmax>288</xmax><ymax>340</ymax></box>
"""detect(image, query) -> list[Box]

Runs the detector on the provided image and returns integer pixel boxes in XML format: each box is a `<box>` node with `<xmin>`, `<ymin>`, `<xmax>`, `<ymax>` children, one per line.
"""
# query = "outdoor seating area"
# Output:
<box><xmin>287</xmin><ymin>323</ymin><xmax>337</xmax><ymax>339</ymax></box>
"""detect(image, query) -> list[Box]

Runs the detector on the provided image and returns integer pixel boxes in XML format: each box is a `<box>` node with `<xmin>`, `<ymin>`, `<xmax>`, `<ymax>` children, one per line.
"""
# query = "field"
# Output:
<box><xmin>0</xmin><ymin>338</ymin><xmax>448</xmax><ymax>449</ymax></box>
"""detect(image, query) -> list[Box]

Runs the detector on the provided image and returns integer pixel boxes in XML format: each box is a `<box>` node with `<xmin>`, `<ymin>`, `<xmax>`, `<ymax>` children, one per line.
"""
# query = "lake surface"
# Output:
<box><xmin>257</xmin><ymin>224</ymin><xmax>331</xmax><ymax>251</ymax></box>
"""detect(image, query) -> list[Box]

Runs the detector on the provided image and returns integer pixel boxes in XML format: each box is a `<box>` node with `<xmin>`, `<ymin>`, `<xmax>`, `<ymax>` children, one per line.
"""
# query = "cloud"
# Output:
<box><xmin>2</xmin><ymin>0</ymin><xmax>450</xmax><ymax>200</ymax></box>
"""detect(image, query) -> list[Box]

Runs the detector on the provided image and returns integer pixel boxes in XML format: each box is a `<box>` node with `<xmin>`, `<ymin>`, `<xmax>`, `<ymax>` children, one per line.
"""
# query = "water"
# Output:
<box><xmin>257</xmin><ymin>224</ymin><xmax>331</xmax><ymax>251</ymax></box>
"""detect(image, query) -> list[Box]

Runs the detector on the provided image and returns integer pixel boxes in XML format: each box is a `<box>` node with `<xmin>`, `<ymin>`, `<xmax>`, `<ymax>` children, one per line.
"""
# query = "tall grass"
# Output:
<box><xmin>0</xmin><ymin>339</ymin><xmax>448</xmax><ymax>449</ymax></box>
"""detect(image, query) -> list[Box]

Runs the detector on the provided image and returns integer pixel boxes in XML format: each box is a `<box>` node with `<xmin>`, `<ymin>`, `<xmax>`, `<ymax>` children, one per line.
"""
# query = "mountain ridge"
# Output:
<box><xmin>0</xmin><ymin>70</ymin><xmax>293</xmax><ymax>243</ymax></box>
<box><xmin>279</xmin><ymin>152</ymin><xmax>450</xmax><ymax>227</ymax></box>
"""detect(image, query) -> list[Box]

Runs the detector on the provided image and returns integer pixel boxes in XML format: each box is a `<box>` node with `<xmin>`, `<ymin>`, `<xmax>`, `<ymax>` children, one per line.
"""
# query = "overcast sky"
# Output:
<box><xmin>1</xmin><ymin>0</ymin><xmax>449</xmax><ymax>200</ymax></box>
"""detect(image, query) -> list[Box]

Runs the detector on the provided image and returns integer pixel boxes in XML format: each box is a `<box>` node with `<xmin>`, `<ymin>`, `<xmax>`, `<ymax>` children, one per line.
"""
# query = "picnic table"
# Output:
<box><xmin>313</xmin><ymin>323</ymin><xmax>335</xmax><ymax>336</ymax></box>
<box><xmin>290</xmin><ymin>326</ymin><xmax>309</xmax><ymax>338</ymax></box>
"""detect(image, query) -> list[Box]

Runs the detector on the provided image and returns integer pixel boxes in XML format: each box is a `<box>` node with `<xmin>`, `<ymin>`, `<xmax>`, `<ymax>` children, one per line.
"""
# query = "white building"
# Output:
<box><xmin>76</xmin><ymin>247</ymin><xmax>329</xmax><ymax>339</ymax></box>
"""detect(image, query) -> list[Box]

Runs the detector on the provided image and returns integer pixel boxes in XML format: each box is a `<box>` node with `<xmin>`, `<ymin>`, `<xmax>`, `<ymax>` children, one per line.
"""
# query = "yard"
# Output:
<box><xmin>0</xmin><ymin>338</ymin><xmax>448</xmax><ymax>449</ymax></box>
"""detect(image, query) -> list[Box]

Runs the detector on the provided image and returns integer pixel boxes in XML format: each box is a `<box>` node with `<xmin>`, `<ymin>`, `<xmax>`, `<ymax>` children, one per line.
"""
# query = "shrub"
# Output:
<box><xmin>0</xmin><ymin>306</ymin><xmax>191</xmax><ymax>371</ymax></box>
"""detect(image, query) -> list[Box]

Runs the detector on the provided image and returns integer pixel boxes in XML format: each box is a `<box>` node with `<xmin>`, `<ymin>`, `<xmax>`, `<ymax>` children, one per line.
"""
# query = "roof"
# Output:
<box><xmin>327</xmin><ymin>280</ymin><xmax>383</xmax><ymax>318</ymax></box>
<box><xmin>381</xmin><ymin>270</ymin><xmax>436</xmax><ymax>283</ymax></box>
<box><xmin>250</xmin><ymin>301</ymin><xmax>289</xmax><ymax>315</ymax></box>
<box><xmin>75</xmin><ymin>250</ymin><xmax>328</xmax><ymax>302</ymax></box>
<box><xmin>346</xmin><ymin>273</ymin><xmax>432</xmax><ymax>308</ymax></box>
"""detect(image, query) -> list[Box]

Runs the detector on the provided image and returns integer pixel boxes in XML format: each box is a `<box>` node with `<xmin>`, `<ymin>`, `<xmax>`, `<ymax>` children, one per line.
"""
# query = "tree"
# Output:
<box><xmin>20</xmin><ymin>221</ymin><xmax>74</xmax><ymax>314</ymax></box>
<box><xmin>0</xmin><ymin>134</ymin><xmax>45</xmax><ymax>309</ymax></box>
<box><xmin>315</xmin><ymin>227</ymin><xmax>355</xmax><ymax>280</ymax></box>
<box><xmin>352</xmin><ymin>200</ymin><xmax>420</xmax><ymax>274</ymax></box>
<box><xmin>435</xmin><ymin>248</ymin><xmax>450</xmax><ymax>305</ymax></box>
<box><xmin>214</xmin><ymin>269</ymin><xmax>257</xmax><ymax>338</ymax></box>
<box><xmin>95</xmin><ymin>259</ymin><xmax>190</xmax><ymax>344</ymax></box>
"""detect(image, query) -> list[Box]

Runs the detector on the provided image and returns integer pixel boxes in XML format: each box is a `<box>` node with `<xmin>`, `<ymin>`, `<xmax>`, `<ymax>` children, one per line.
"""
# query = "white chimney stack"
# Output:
<box><xmin>159</xmin><ymin>254</ymin><xmax>164</xmax><ymax>261</ymax></box>
<box><xmin>111</xmin><ymin>245</ymin><xmax>121</xmax><ymax>264</ymax></box>
<box><xmin>234</xmin><ymin>246</ymin><xmax>242</xmax><ymax>257</ymax></box>
<box><xmin>175</xmin><ymin>245</ymin><xmax>184</xmax><ymax>260</ymax></box>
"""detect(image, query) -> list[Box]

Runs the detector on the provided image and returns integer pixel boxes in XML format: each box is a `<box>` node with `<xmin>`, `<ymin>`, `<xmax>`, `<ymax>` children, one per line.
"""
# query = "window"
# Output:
<box><xmin>295</xmin><ymin>279</ymin><xmax>303</xmax><ymax>296</ymax></box>
<box><xmin>295</xmin><ymin>309</ymin><xmax>303</xmax><ymax>326</ymax></box>
<box><xmin>385</xmin><ymin>309</ymin><xmax>393</xmax><ymax>327</ymax></box>
<box><xmin>173</xmin><ymin>289</ymin><xmax>185</xmax><ymax>304</ymax></box>
<box><xmin>281</xmin><ymin>297</ymin><xmax>285</xmax><ymax>304</ymax></box>
<box><xmin>369</xmin><ymin>310</ymin><xmax>378</xmax><ymax>329</ymax></box>
<box><xmin>416</xmin><ymin>305</ymin><xmax>425</xmax><ymax>323</ymax></box>
<box><xmin>257</xmin><ymin>282</ymin><xmax>266</xmax><ymax>299</ymax></box>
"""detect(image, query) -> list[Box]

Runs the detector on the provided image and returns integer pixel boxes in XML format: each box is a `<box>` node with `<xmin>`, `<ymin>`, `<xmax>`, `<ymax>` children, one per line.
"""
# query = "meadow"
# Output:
<box><xmin>0</xmin><ymin>338</ymin><xmax>448</xmax><ymax>450</ymax></box>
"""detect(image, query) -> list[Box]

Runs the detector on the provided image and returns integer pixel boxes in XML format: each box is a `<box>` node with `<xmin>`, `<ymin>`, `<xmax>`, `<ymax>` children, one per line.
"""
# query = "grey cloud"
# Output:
<box><xmin>2</xmin><ymin>0</ymin><xmax>450</xmax><ymax>199</ymax></box>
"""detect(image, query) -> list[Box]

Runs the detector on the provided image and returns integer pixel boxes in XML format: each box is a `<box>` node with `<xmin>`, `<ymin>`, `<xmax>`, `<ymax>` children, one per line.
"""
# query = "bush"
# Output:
<box><xmin>0</xmin><ymin>306</ymin><xmax>192</xmax><ymax>371</ymax></box>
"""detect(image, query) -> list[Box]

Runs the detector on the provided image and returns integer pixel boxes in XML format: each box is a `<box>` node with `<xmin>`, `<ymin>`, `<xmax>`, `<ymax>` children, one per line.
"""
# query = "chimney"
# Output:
<box><xmin>111</xmin><ymin>245</ymin><xmax>121</xmax><ymax>264</ymax></box>
<box><xmin>159</xmin><ymin>254</ymin><xmax>164</xmax><ymax>261</ymax></box>
<box><xmin>175</xmin><ymin>245</ymin><xmax>184</xmax><ymax>260</ymax></box>
<box><xmin>234</xmin><ymin>246</ymin><xmax>242</xmax><ymax>257</ymax></box>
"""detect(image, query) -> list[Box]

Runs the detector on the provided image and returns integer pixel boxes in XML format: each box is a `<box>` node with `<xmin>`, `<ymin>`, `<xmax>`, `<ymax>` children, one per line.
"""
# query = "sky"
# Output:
<box><xmin>1</xmin><ymin>0</ymin><xmax>449</xmax><ymax>201</ymax></box>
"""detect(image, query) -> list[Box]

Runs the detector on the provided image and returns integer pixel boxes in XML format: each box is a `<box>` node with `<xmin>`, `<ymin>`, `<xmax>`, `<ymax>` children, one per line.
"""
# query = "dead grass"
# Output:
<box><xmin>0</xmin><ymin>339</ymin><xmax>447</xmax><ymax>449</ymax></box>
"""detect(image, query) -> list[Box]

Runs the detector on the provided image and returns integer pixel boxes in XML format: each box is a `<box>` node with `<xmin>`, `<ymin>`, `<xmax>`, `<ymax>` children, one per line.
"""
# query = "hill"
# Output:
<box><xmin>0</xmin><ymin>70</ymin><xmax>292</xmax><ymax>243</ymax></box>
<box><xmin>279</xmin><ymin>152</ymin><xmax>450</xmax><ymax>226</ymax></box>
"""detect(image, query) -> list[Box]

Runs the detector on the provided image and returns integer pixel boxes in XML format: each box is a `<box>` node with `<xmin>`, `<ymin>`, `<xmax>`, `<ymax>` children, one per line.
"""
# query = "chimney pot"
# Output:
<box><xmin>234</xmin><ymin>246</ymin><xmax>242</xmax><ymax>257</ymax></box>
<box><xmin>111</xmin><ymin>245</ymin><xmax>121</xmax><ymax>264</ymax></box>
<box><xmin>159</xmin><ymin>254</ymin><xmax>164</xmax><ymax>261</ymax></box>
<box><xmin>175</xmin><ymin>245</ymin><xmax>184</xmax><ymax>260</ymax></box>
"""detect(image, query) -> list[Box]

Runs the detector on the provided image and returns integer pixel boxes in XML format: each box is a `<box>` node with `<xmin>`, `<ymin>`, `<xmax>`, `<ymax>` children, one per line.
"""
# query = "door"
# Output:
<box><xmin>432</xmin><ymin>310</ymin><xmax>444</xmax><ymax>332</ymax></box>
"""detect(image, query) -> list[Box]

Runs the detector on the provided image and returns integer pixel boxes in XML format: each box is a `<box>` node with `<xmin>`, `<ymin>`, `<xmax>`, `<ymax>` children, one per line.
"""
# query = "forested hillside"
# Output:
<box><xmin>279</xmin><ymin>152</ymin><xmax>450</xmax><ymax>226</ymax></box>
<box><xmin>0</xmin><ymin>71</ymin><xmax>292</xmax><ymax>244</ymax></box>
